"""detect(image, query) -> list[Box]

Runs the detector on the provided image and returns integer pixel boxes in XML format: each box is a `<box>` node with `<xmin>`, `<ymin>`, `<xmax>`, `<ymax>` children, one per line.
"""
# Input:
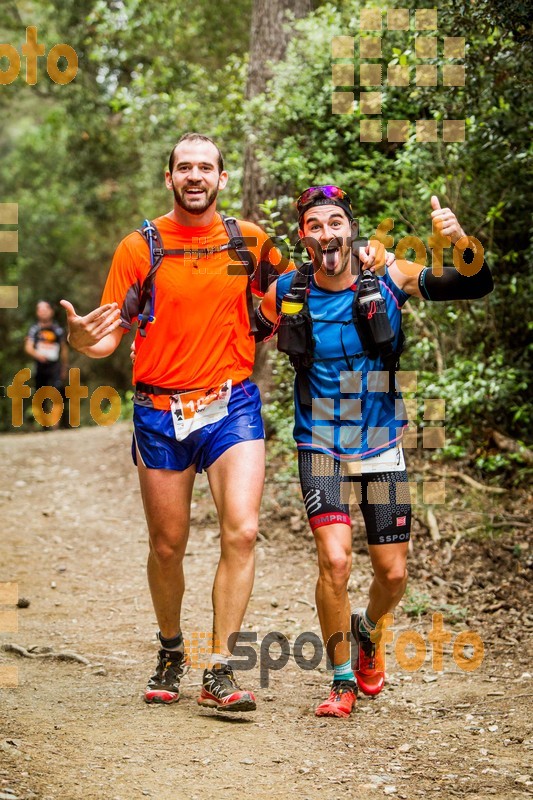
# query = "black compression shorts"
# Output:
<box><xmin>298</xmin><ymin>449</ymin><xmax>411</xmax><ymax>545</ymax></box>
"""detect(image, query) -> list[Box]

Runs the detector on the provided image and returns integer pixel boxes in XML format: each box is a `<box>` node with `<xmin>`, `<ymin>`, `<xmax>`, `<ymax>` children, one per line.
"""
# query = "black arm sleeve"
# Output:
<box><xmin>418</xmin><ymin>248</ymin><xmax>493</xmax><ymax>301</ymax></box>
<box><xmin>254</xmin><ymin>305</ymin><xmax>276</xmax><ymax>343</ymax></box>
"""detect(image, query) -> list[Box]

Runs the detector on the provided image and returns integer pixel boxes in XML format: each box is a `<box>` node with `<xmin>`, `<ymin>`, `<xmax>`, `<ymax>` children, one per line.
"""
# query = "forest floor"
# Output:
<box><xmin>1</xmin><ymin>423</ymin><xmax>532</xmax><ymax>800</ymax></box>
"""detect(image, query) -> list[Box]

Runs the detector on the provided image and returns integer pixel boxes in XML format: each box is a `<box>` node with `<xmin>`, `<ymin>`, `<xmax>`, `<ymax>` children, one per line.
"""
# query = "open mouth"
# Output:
<box><xmin>322</xmin><ymin>242</ymin><xmax>341</xmax><ymax>272</ymax></box>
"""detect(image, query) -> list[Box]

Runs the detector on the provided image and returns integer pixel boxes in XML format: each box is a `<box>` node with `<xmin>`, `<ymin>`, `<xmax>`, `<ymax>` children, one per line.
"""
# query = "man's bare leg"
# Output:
<box><xmin>313</xmin><ymin>522</ymin><xmax>353</xmax><ymax>668</ymax></box>
<box><xmin>313</xmin><ymin>522</ymin><xmax>358</xmax><ymax>718</ymax></box>
<box><xmin>136</xmin><ymin>454</ymin><xmax>196</xmax><ymax>638</ymax></box>
<box><xmin>353</xmin><ymin>541</ymin><xmax>409</xmax><ymax>697</ymax></box>
<box><xmin>366</xmin><ymin>541</ymin><xmax>409</xmax><ymax>623</ymax></box>
<box><xmin>206</xmin><ymin>439</ymin><xmax>265</xmax><ymax>655</ymax></box>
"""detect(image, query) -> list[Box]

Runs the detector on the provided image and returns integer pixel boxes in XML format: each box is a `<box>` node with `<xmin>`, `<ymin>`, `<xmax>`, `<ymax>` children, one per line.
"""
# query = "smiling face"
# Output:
<box><xmin>165</xmin><ymin>139</ymin><xmax>228</xmax><ymax>216</ymax></box>
<box><xmin>300</xmin><ymin>205</ymin><xmax>353</xmax><ymax>278</ymax></box>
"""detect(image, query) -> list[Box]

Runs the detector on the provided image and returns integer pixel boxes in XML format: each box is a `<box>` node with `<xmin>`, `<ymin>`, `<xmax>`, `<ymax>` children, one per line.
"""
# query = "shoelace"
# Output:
<box><xmin>210</xmin><ymin>665</ymin><xmax>243</xmax><ymax>690</ymax></box>
<box><xmin>161</xmin><ymin>652</ymin><xmax>187</xmax><ymax>677</ymax></box>
<box><xmin>332</xmin><ymin>681</ymin><xmax>356</xmax><ymax>699</ymax></box>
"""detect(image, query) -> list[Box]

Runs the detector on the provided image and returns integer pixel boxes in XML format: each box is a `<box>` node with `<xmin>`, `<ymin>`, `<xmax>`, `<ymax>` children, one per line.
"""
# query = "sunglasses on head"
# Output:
<box><xmin>296</xmin><ymin>185</ymin><xmax>353</xmax><ymax>215</ymax></box>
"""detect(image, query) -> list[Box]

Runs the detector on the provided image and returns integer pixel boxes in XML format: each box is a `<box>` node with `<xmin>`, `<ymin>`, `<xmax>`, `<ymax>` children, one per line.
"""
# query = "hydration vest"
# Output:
<box><xmin>135</xmin><ymin>215</ymin><xmax>264</xmax><ymax>338</ymax></box>
<box><xmin>277</xmin><ymin>262</ymin><xmax>405</xmax><ymax>406</ymax></box>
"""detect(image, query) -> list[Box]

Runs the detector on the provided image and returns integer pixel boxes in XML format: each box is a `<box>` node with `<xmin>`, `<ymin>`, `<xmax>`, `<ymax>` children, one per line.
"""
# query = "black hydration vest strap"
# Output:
<box><xmin>288</xmin><ymin>262</ymin><xmax>314</xmax><ymax>407</ymax></box>
<box><xmin>351</xmin><ymin>277</ymin><xmax>403</xmax><ymax>394</ymax></box>
<box><xmin>290</xmin><ymin>261</ymin><xmax>314</xmax><ymax>296</ymax></box>
<box><xmin>221</xmin><ymin>215</ymin><xmax>257</xmax><ymax>336</ymax></box>
<box><xmin>383</xmin><ymin>327</ymin><xmax>405</xmax><ymax>394</ymax></box>
<box><xmin>136</xmin><ymin>220</ymin><xmax>166</xmax><ymax>338</ymax></box>
<box><xmin>135</xmin><ymin>382</ymin><xmax>183</xmax><ymax>396</ymax></box>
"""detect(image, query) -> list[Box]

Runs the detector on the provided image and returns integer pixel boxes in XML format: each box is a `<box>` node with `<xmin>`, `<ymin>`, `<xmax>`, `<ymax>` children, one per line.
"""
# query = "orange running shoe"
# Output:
<box><xmin>351</xmin><ymin>612</ymin><xmax>385</xmax><ymax>696</ymax></box>
<box><xmin>315</xmin><ymin>680</ymin><xmax>357</xmax><ymax>718</ymax></box>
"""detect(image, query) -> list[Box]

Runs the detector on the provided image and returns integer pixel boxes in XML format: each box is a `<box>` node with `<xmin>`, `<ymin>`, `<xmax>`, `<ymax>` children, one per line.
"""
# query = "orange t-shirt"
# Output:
<box><xmin>101</xmin><ymin>213</ymin><xmax>288</xmax><ymax>409</ymax></box>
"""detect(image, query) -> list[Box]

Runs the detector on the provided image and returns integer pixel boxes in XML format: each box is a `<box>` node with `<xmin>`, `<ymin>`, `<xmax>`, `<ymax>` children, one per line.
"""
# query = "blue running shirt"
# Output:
<box><xmin>275</xmin><ymin>267</ymin><xmax>410</xmax><ymax>461</ymax></box>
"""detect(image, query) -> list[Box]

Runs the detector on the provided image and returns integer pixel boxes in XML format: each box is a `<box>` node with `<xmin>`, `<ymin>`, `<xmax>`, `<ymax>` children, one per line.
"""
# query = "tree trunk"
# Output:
<box><xmin>242</xmin><ymin>0</ymin><xmax>312</xmax><ymax>221</ymax></box>
<box><xmin>243</xmin><ymin>0</ymin><xmax>312</xmax><ymax>398</ymax></box>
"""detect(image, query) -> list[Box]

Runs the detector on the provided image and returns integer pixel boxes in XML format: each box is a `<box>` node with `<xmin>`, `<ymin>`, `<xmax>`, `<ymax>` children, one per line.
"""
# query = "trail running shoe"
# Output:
<box><xmin>197</xmin><ymin>664</ymin><xmax>256</xmax><ymax>712</ymax></box>
<box><xmin>144</xmin><ymin>648</ymin><xmax>190</xmax><ymax>704</ymax></box>
<box><xmin>351</xmin><ymin>612</ymin><xmax>385</xmax><ymax>696</ymax></box>
<box><xmin>315</xmin><ymin>680</ymin><xmax>357</xmax><ymax>718</ymax></box>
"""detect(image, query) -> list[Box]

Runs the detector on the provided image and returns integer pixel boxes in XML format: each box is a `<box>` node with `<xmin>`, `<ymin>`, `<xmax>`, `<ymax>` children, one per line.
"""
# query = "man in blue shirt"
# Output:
<box><xmin>256</xmin><ymin>186</ymin><xmax>493</xmax><ymax>717</ymax></box>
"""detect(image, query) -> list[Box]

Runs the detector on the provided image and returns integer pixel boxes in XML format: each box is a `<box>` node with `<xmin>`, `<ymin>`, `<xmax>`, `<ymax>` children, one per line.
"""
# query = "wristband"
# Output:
<box><xmin>254</xmin><ymin>305</ymin><xmax>275</xmax><ymax>342</ymax></box>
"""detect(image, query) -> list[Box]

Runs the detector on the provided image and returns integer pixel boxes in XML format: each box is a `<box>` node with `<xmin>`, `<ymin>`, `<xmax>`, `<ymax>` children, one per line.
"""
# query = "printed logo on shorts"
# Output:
<box><xmin>396</xmin><ymin>515</ymin><xmax>407</xmax><ymax>527</ymax></box>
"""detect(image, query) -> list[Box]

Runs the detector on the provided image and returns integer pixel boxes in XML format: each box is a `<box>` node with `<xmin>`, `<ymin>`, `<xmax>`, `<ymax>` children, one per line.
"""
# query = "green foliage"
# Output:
<box><xmin>402</xmin><ymin>587</ymin><xmax>432</xmax><ymax>617</ymax></box>
<box><xmin>437</xmin><ymin>603</ymin><xmax>468</xmax><ymax>625</ymax></box>
<box><xmin>418</xmin><ymin>350</ymin><xmax>530</xmax><ymax>442</ymax></box>
<box><xmin>262</xmin><ymin>350</ymin><xmax>297</xmax><ymax>460</ymax></box>
<box><xmin>402</xmin><ymin>588</ymin><xmax>468</xmax><ymax>623</ymax></box>
<box><xmin>258</xmin><ymin>199</ymin><xmax>286</xmax><ymax>238</ymax></box>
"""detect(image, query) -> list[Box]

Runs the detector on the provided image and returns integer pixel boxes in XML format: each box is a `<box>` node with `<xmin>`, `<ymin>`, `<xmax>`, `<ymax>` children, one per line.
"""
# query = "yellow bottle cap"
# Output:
<box><xmin>281</xmin><ymin>300</ymin><xmax>304</xmax><ymax>314</ymax></box>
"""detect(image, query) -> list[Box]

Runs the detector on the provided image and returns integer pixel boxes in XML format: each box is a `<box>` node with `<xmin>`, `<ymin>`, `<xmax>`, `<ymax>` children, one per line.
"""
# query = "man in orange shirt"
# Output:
<box><xmin>61</xmin><ymin>133</ymin><xmax>288</xmax><ymax>712</ymax></box>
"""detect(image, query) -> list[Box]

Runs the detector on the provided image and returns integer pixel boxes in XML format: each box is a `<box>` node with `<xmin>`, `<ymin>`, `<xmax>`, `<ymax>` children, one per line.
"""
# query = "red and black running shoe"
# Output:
<box><xmin>197</xmin><ymin>664</ymin><xmax>256</xmax><ymax>712</ymax></box>
<box><xmin>351</xmin><ymin>612</ymin><xmax>385</xmax><ymax>696</ymax></box>
<box><xmin>315</xmin><ymin>680</ymin><xmax>357</xmax><ymax>718</ymax></box>
<box><xmin>144</xmin><ymin>648</ymin><xmax>190</xmax><ymax>704</ymax></box>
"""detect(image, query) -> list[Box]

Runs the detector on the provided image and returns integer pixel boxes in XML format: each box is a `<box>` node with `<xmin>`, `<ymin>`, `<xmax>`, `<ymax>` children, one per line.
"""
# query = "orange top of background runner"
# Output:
<box><xmin>101</xmin><ymin>213</ymin><xmax>288</xmax><ymax>410</ymax></box>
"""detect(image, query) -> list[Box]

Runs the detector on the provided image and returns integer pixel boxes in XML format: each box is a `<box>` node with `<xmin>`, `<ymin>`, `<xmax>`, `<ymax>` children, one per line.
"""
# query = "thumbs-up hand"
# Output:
<box><xmin>60</xmin><ymin>299</ymin><xmax>122</xmax><ymax>352</ymax></box>
<box><xmin>430</xmin><ymin>195</ymin><xmax>466</xmax><ymax>244</ymax></box>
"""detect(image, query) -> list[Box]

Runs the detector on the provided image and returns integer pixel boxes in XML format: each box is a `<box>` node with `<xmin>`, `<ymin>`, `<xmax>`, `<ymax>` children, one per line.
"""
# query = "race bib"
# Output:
<box><xmin>36</xmin><ymin>341</ymin><xmax>60</xmax><ymax>362</ymax></box>
<box><xmin>170</xmin><ymin>380</ymin><xmax>232</xmax><ymax>442</ymax></box>
<box><xmin>345</xmin><ymin>443</ymin><xmax>405</xmax><ymax>476</ymax></box>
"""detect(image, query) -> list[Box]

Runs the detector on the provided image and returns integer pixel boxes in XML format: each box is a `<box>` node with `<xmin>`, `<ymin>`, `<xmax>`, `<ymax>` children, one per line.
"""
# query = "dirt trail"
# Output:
<box><xmin>1</xmin><ymin>424</ymin><xmax>531</xmax><ymax>800</ymax></box>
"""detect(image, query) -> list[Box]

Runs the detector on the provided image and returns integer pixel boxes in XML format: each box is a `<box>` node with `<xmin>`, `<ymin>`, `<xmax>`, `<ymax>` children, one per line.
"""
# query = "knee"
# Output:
<box><xmin>221</xmin><ymin>522</ymin><xmax>258</xmax><ymax>558</ymax></box>
<box><xmin>377</xmin><ymin>564</ymin><xmax>408</xmax><ymax>594</ymax></box>
<box><xmin>320</xmin><ymin>550</ymin><xmax>352</xmax><ymax>592</ymax></box>
<box><xmin>148</xmin><ymin>534</ymin><xmax>185</xmax><ymax>567</ymax></box>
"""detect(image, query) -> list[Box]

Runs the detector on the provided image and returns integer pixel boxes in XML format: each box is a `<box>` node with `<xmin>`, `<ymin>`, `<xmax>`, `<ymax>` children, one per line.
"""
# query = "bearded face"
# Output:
<box><xmin>301</xmin><ymin>205</ymin><xmax>353</xmax><ymax>278</ymax></box>
<box><xmin>166</xmin><ymin>140</ymin><xmax>228</xmax><ymax>217</ymax></box>
<box><xmin>171</xmin><ymin>181</ymin><xmax>220</xmax><ymax>215</ymax></box>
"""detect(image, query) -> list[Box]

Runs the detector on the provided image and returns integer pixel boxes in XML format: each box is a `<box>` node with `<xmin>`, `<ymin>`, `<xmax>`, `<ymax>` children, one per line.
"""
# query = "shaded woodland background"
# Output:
<box><xmin>0</xmin><ymin>0</ymin><xmax>531</xmax><ymax>484</ymax></box>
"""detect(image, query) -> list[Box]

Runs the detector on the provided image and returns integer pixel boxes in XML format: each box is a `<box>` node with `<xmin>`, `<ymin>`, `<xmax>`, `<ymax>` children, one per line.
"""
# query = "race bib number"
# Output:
<box><xmin>345</xmin><ymin>444</ymin><xmax>405</xmax><ymax>476</ymax></box>
<box><xmin>170</xmin><ymin>380</ymin><xmax>232</xmax><ymax>442</ymax></box>
<box><xmin>36</xmin><ymin>341</ymin><xmax>60</xmax><ymax>362</ymax></box>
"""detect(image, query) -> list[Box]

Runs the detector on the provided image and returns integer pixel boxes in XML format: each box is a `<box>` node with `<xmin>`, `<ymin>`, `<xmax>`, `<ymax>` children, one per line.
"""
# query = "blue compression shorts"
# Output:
<box><xmin>132</xmin><ymin>379</ymin><xmax>264</xmax><ymax>473</ymax></box>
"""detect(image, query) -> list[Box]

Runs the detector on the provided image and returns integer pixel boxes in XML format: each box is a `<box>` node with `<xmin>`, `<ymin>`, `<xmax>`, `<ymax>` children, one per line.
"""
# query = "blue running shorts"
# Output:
<box><xmin>132</xmin><ymin>379</ymin><xmax>264</xmax><ymax>473</ymax></box>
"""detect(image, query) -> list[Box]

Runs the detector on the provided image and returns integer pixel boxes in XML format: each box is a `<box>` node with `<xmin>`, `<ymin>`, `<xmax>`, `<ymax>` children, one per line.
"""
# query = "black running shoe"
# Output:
<box><xmin>197</xmin><ymin>664</ymin><xmax>256</xmax><ymax>712</ymax></box>
<box><xmin>144</xmin><ymin>648</ymin><xmax>190</xmax><ymax>704</ymax></box>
